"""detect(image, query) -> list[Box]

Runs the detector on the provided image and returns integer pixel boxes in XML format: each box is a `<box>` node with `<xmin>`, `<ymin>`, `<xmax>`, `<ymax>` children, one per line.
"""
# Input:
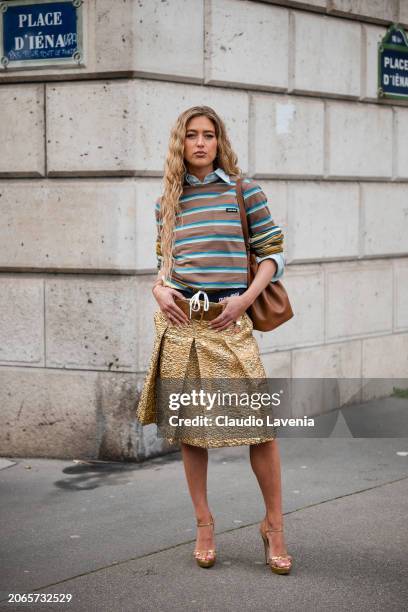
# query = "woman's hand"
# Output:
<box><xmin>208</xmin><ymin>259</ymin><xmax>276</xmax><ymax>332</ymax></box>
<box><xmin>208</xmin><ymin>295</ymin><xmax>249</xmax><ymax>332</ymax></box>
<box><xmin>153</xmin><ymin>285</ymin><xmax>190</xmax><ymax>326</ymax></box>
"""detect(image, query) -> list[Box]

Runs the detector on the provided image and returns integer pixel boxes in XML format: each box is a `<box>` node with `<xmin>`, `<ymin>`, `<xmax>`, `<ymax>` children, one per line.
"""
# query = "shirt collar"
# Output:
<box><xmin>184</xmin><ymin>167</ymin><xmax>232</xmax><ymax>186</ymax></box>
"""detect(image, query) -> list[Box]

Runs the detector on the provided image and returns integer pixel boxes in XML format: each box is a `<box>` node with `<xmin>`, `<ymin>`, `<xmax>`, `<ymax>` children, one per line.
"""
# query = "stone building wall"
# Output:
<box><xmin>0</xmin><ymin>0</ymin><xmax>407</xmax><ymax>460</ymax></box>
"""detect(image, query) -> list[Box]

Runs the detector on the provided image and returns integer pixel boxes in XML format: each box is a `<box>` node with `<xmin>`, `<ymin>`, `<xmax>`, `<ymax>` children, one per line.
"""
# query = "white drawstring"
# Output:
<box><xmin>189</xmin><ymin>290</ymin><xmax>209</xmax><ymax>319</ymax></box>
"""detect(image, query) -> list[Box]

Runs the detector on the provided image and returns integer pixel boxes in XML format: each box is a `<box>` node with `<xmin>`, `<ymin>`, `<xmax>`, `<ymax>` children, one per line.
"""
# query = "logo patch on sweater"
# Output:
<box><xmin>226</xmin><ymin>207</ymin><xmax>238</xmax><ymax>213</ymax></box>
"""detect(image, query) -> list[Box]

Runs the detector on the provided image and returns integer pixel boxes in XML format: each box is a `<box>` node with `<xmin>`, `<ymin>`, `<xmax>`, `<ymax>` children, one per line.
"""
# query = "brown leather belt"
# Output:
<box><xmin>174</xmin><ymin>297</ymin><xmax>225</xmax><ymax>322</ymax></box>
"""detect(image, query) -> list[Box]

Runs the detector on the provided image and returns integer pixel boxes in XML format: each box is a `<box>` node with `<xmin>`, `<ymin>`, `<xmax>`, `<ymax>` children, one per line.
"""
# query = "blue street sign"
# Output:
<box><xmin>0</xmin><ymin>0</ymin><xmax>84</xmax><ymax>70</ymax></box>
<box><xmin>378</xmin><ymin>23</ymin><xmax>408</xmax><ymax>100</ymax></box>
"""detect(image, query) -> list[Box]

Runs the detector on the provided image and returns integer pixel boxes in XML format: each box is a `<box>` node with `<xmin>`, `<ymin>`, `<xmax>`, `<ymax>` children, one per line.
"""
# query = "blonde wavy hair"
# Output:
<box><xmin>159</xmin><ymin>105</ymin><xmax>242</xmax><ymax>281</ymax></box>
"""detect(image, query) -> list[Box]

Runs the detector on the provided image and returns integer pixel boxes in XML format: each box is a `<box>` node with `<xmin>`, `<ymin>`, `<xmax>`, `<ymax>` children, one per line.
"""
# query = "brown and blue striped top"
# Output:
<box><xmin>155</xmin><ymin>168</ymin><xmax>285</xmax><ymax>293</ymax></box>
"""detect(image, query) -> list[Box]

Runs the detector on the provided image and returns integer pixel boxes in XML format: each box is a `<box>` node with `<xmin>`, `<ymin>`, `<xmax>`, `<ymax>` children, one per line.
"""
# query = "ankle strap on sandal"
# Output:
<box><xmin>197</xmin><ymin>514</ymin><xmax>214</xmax><ymax>527</ymax></box>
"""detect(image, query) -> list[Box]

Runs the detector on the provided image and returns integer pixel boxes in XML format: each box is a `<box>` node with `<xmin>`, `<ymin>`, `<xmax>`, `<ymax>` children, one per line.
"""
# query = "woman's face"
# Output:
<box><xmin>184</xmin><ymin>115</ymin><xmax>218</xmax><ymax>173</ymax></box>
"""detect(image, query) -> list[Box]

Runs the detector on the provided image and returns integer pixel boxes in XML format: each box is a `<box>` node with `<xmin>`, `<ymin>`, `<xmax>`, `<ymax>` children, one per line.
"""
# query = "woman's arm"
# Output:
<box><xmin>240</xmin><ymin>258</ymin><xmax>277</xmax><ymax>309</ymax></box>
<box><xmin>208</xmin><ymin>259</ymin><xmax>276</xmax><ymax>332</ymax></box>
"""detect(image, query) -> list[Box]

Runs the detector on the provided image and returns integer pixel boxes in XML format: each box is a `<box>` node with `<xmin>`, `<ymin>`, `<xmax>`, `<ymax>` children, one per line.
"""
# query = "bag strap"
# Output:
<box><xmin>235</xmin><ymin>177</ymin><xmax>250</xmax><ymax>252</ymax></box>
<box><xmin>235</xmin><ymin>177</ymin><xmax>253</xmax><ymax>288</ymax></box>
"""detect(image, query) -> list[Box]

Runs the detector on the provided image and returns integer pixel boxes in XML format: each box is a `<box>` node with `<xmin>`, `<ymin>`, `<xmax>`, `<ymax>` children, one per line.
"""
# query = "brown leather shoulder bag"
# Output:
<box><xmin>235</xmin><ymin>177</ymin><xmax>294</xmax><ymax>332</ymax></box>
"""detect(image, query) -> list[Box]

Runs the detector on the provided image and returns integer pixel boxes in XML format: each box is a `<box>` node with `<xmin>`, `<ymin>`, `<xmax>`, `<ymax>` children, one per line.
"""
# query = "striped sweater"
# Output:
<box><xmin>155</xmin><ymin>168</ymin><xmax>285</xmax><ymax>293</ymax></box>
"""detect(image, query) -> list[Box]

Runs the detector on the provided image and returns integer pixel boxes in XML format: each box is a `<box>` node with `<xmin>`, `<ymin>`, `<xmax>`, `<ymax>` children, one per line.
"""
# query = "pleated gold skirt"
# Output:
<box><xmin>136</xmin><ymin>307</ymin><xmax>277</xmax><ymax>448</ymax></box>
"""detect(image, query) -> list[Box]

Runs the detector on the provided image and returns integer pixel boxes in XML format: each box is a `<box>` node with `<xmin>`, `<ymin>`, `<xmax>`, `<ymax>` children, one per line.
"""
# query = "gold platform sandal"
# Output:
<box><xmin>193</xmin><ymin>514</ymin><xmax>216</xmax><ymax>568</ymax></box>
<box><xmin>259</xmin><ymin>521</ymin><xmax>293</xmax><ymax>575</ymax></box>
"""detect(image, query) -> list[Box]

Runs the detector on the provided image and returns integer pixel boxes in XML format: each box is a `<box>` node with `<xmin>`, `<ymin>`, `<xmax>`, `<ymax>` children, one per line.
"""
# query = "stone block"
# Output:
<box><xmin>293</xmin><ymin>12</ymin><xmax>361</xmax><ymax>97</ymax></box>
<box><xmin>0</xmin><ymin>84</ymin><xmax>44</xmax><ymax>176</ymax></box>
<box><xmin>260</xmin><ymin>180</ymin><xmax>288</xmax><ymax>227</ymax></box>
<box><xmin>135</xmin><ymin>0</ymin><xmax>204</xmax><ymax>79</ymax></box>
<box><xmin>0</xmin><ymin>365</ymin><xmax>165</xmax><ymax>460</ymax></box>
<box><xmin>0</xmin><ymin>179</ymin><xmax>131</xmax><ymax>270</ymax></box>
<box><xmin>364</xmin><ymin>24</ymin><xmax>388</xmax><ymax>100</ymax></box>
<box><xmin>395</xmin><ymin>259</ymin><xmax>408</xmax><ymax>331</ymax></box>
<box><xmin>251</xmin><ymin>94</ymin><xmax>324</xmax><ymax>177</ymax></box>
<box><xmin>259</xmin><ymin>180</ymin><xmax>289</xmax><ymax>260</ymax></box>
<box><xmin>133</xmin><ymin>275</ymin><xmax>157</xmax><ymax>373</ymax></box>
<box><xmin>0</xmin><ymin>366</ymin><xmax>99</xmax><ymax>459</ymax></box>
<box><xmin>0</xmin><ymin>277</ymin><xmax>44</xmax><ymax>366</ymax></box>
<box><xmin>135</xmin><ymin>179</ymin><xmax>164</xmax><ymax>271</ymax></box>
<box><xmin>293</xmin><ymin>338</ymin><xmax>362</xmax><ymax>377</ymax></box>
<box><xmin>328</xmin><ymin>0</ymin><xmax>398</xmax><ymax>23</ymax></box>
<box><xmin>326</xmin><ymin>260</ymin><xmax>393</xmax><ymax>341</ymax></box>
<box><xmin>0</xmin><ymin>178</ymin><xmax>162</xmax><ymax>272</ymax></box>
<box><xmin>362</xmin><ymin>332</ymin><xmax>408</xmax><ymax>377</ymax></box>
<box><xmin>261</xmin><ymin>350</ymin><xmax>291</xmax><ymax>378</ymax></box>
<box><xmin>327</xmin><ymin>101</ymin><xmax>392</xmax><ymax>178</ymax></box>
<box><xmin>47</xmin><ymin>80</ymin><xmax>249</xmax><ymax>175</ymax></box>
<box><xmin>361</xmin><ymin>333</ymin><xmax>408</xmax><ymax>400</ymax></box>
<box><xmin>95</xmin><ymin>0</ymin><xmax>204</xmax><ymax>78</ymax></box>
<box><xmin>400</xmin><ymin>1</ymin><xmax>408</xmax><ymax>25</ymax></box>
<box><xmin>288</xmin><ymin>181</ymin><xmax>359</xmax><ymax>262</ymax></box>
<box><xmin>46</xmin><ymin>80</ymin><xmax>139</xmax><ymax>175</ymax></box>
<box><xmin>292</xmin><ymin>340</ymin><xmax>363</xmax><ymax>412</ymax></box>
<box><xmin>395</xmin><ymin>107</ymin><xmax>408</xmax><ymax>180</ymax></box>
<box><xmin>361</xmin><ymin>183</ymin><xmax>408</xmax><ymax>256</ymax></box>
<box><xmin>205</xmin><ymin>0</ymin><xmax>288</xmax><ymax>89</ymax></box>
<box><xmin>45</xmin><ymin>275</ymin><xmax>156</xmax><ymax>373</ymax></box>
<box><xmin>255</xmin><ymin>264</ymin><xmax>325</xmax><ymax>352</ymax></box>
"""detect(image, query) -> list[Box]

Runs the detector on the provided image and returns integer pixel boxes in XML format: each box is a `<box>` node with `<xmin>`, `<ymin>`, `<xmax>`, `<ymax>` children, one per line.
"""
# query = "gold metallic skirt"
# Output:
<box><xmin>136</xmin><ymin>306</ymin><xmax>276</xmax><ymax>449</ymax></box>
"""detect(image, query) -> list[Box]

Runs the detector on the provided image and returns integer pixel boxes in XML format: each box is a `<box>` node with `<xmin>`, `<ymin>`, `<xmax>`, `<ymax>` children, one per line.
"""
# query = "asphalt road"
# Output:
<box><xmin>1</xmin><ymin>399</ymin><xmax>408</xmax><ymax>611</ymax></box>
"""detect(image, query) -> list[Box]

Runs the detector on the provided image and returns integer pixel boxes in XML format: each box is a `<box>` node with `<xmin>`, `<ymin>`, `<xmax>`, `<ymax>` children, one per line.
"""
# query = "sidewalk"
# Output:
<box><xmin>1</xmin><ymin>434</ymin><xmax>408</xmax><ymax>611</ymax></box>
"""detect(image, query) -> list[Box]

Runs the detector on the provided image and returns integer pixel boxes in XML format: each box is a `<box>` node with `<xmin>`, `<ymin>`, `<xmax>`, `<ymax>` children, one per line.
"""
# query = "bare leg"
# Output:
<box><xmin>250</xmin><ymin>439</ymin><xmax>290</xmax><ymax>565</ymax></box>
<box><xmin>181</xmin><ymin>442</ymin><xmax>215</xmax><ymax>559</ymax></box>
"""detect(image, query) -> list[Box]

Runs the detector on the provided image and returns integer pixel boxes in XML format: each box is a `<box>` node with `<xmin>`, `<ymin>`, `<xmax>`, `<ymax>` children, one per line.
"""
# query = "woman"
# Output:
<box><xmin>136</xmin><ymin>106</ymin><xmax>293</xmax><ymax>574</ymax></box>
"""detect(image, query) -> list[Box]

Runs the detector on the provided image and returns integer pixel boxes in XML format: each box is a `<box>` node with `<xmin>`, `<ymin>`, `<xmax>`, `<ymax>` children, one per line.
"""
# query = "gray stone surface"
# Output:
<box><xmin>288</xmin><ymin>181</ymin><xmax>360</xmax><ymax>261</ymax></box>
<box><xmin>0</xmin><ymin>84</ymin><xmax>44</xmax><ymax>177</ymax></box>
<box><xmin>362</xmin><ymin>183</ymin><xmax>408</xmax><ymax>255</ymax></box>
<box><xmin>205</xmin><ymin>0</ymin><xmax>289</xmax><ymax>89</ymax></box>
<box><xmin>328</xmin><ymin>0</ymin><xmax>398</xmax><ymax>23</ymax></box>
<box><xmin>251</xmin><ymin>94</ymin><xmax>325</xmax><ymax>177</ymax></box>
<box><xmin>325</xmin><ymin>260</ymin><xmax>393</xmax><ymax>340</ymax></box>
<box><xmin>327</xmin><ymin>102</ymin><xmax>393</xmax><ymax>178</ymax></box>
<box><xmin>293</xmin><ymin>11</ymin><xmax>361</xmax><ymax>97</ymax></box>
<box><xmin>1</xmin><ymin>0</ymin><xmax>407</xmax><ymax>467</ymax></box>
<box><xmin>256</xmin><ymin>263</ymin><xmax>325</xmax><ymax>352</ymax></box>
<box><xmin>0</xmin><ymin>365</ymin><xmax>150</xmax><ymax>460</ymax></box>
<box><xmin>0</xmin><ymin>178</ymin><xmax>162</xmax><ymax>271</ymax></box>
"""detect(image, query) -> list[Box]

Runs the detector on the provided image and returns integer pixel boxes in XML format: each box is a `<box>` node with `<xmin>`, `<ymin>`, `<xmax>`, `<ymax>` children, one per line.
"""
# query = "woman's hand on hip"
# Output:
<box><xmin>208</xmin><ymin>295</ymin><xmax>248</xmax><ymax>332</ymax></box>
<box><xmin>153</xmin><ymin>286</ymin><xmax>189</xmax><ymax>326</ymax></box>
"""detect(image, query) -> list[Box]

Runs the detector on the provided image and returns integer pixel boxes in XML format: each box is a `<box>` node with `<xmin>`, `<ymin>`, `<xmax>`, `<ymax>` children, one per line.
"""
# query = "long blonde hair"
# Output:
<box><xmin>159</xmin><ymin>106</ymin><xmax>241</xmax><ymax>281</ymax></box>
